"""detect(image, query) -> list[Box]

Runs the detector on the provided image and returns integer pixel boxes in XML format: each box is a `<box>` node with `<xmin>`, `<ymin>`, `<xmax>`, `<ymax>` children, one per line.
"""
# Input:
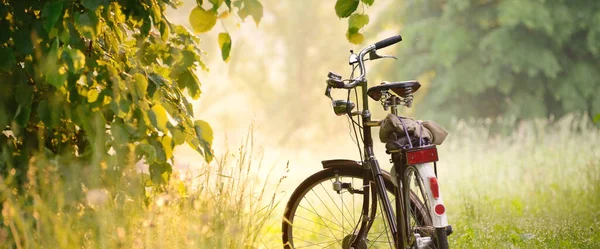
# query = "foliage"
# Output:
<box><xmin>335</xmin><ymin>0</ymin><xmax>374</xmax><ymax>44</ymax></box>
<box><xmin>187</xmin><ymin>0</ymin><xmax>264</xmax><ymax>62</ymax></box>
<box><xmin>0</xmin><ymin>0</ymin><xmax>215</xmax><ymax>189</ymax></box>
<box><xmin>382</xmin><ymin>0</ymin><xmax>600</xmax><ymax>121</ymax></box>
<box><xmin>190</xmin><ymin>0</ymin><xmax>376</xmax><ymax>62</ymax></box>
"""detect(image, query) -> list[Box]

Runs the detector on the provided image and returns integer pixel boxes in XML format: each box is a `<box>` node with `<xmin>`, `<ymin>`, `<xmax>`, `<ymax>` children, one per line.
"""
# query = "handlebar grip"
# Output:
<box><xmin>374</xmin><ymin>35</ymin><xmax>402</xmax><ymax>50</ymax></box>
<box><xmin>328</xmin><ymin>71</ymin><xmax>342</xmax><ymax>80</ymax></box>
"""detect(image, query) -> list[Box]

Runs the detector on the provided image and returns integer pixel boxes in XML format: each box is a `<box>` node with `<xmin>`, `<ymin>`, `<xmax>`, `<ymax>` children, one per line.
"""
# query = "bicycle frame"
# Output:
<box><xmin>342</xmin><ymin>43</ymin><xmax>448</xmax><ymax>249</ymax></box>
<box><xmin>351</xmin><ymin>79</ymin><xmax>405</xmax><ymax>248</ymax></box>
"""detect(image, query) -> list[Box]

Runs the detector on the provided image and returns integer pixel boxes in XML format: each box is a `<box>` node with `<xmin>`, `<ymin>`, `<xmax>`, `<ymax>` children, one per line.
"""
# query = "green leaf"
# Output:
<box><xmin>15</xmin><ymin>84</ymin><xmax>33</xmax><ymax>106</ymax></box>
<box><xmin>44</xmin><ymin>45</ymin><xmax>68</xmax><ymax>88</ymax></box>
<box><xmin>594</xmin><ymin>114</ymin><xmax>600</xmax><ymax>123</ymax></box>
<box><xmin>177</xmin><ymin>69</ymin><xmax>201</xmax><ymax>99</ymax></box>
<box><xmin>117</xmin><ymin>98</ymin><xmax>131</xmax><ymax>118</ymax></box>
<box><xmin>14</xmin><ymin>105</ymin><xmax>32</xmax><ymax>129</ymax></box>
<box><xmin>150</xmin><ymin>104</ymin><xmax>169</xmax><ymax>133</ymax></box>
<box><xmin>346</xmin><ymin>29</ymin><xmax>364</xmax><ymax>44</ymax></box>
<box><xmin>14</xmin><ymin>29</ymin><xmax>33</xmax><ymax>54</ymax></box>
<box><xmin>149</xmin><ymin>162</ymin><xmax>172</xmax><ymax>185</ymax></box>
<box><xmin>75</xmin><ymin>11</ymin><xmax>100</xmax><ymax>39</ymax></box>
<box><xmin>133</xmin><ymin>73</ymin><xmax>148</xmax><ymax>100</ymax></box>
<box><xmin>42</xmin><ymin>0</ymin><xmax>63</xmax><ymax>32</ymax></box>
<box><xmin>209</xmin><ymin>0</ymin><xmax>224</xmax><ymax>10</ymax></box>
<box><xmin>151</xmin><ymin>139</ymin><xmax>167</xmax><ymax>163</ymax></box>
<box><xmin>189</xmin><ymin>6</ymin><xmax>217</xmax><ymax>34</ymax></box>
<box><xmin>61</xmin><ymin>48</ymin><xmax>86</xmax><ymax>74</ymax></box>
<box><xmin>0</xmin><ymin>47</ymin><xmax>16</xmax><ymax>72</ymax></box>
<box><xmin>237</xmin><ymin>0</ymin><xmax>263</xmax><ymax>26</ymax></box>
<box><xmin>138</xmin><ymin>144</ymin><xmax>157</xmax><ymax>164</ymax></box>
<box><xmin>194</xmin><ymin>120</ymin><xmax>213</xmax><ymax>163</ymax></box>
<box><xmin>160</xmin><ymin>135</ymin><xmax>173</xmax><ymax>159</ymax></box>
<box><xmin>140</xmin><ymin>15</ymin><xmax>152</xmax><ymax>38</ymax></box>
<box><xmin>225</xmin><ymin>0</ymin><xmax>232</xmax><ymax>9</ymax></box>
<box><xmin>361</xmin><ymin>0</ymin><xmax>374</xmax><ymax>6</ymax></box>
<box><xmin>218</xmin><ymin>32</ymin><xmax>232</xmax><ymax>62</ymax></box>
<box><xmin>335</xmin><ymin>0</ymin><xmax>359</xmax><ymax>18</ymax></box>
<box><xmin>169</xmin><ymin>125</ymin><xmax>186</xmax><ymax>145</ymax></box>
<box><xmin>158</xmin><ymin>20</ymin><xmax>170</xmax><ymax>42</ymax></box>
<box><xmin>348</xmin><ymin>13</ymin><xmax>369</xmax><ymax>30</ymax></box>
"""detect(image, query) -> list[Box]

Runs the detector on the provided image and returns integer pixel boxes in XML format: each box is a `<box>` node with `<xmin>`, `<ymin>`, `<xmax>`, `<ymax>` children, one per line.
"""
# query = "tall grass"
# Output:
<box><xmin>1</xmin><ymin>115</ymin><xmax>598</xmax><ymax>248</ymax></box>
<box><xmin>439</xmin><ymin>114</ymin><xmax>600</xmax><ymax>248</ymax></box>
<box><xmin>0</xmin><ymin>128</ymin><xmax>286</xmax><ymax>249</ymax></box>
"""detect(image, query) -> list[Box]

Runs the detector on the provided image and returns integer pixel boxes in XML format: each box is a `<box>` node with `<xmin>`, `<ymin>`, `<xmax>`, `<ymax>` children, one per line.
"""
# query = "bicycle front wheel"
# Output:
<box><xmin>282</xmin><ymin>166</ymin><xmax>425</xmax><ymax>249</ymax></box>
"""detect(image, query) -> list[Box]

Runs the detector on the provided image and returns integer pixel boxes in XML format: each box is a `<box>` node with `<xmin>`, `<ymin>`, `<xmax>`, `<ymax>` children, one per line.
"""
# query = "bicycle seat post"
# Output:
<box><xmin>390</xmin><ymin>96</ymin><xmax>399</xmax><ymax>116</ymax></box>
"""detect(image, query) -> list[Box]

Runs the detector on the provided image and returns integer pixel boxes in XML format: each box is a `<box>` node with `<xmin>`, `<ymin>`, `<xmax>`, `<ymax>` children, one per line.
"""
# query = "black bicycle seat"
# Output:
<box><xmin>367</xmin><ymin>81</ymin><xmax>421</xmax><ymax>101</ymax></box>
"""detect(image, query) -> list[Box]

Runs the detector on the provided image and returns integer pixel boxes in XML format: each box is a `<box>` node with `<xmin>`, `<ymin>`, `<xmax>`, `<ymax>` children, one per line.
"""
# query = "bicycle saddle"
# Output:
<box><xmin>367</xmin><ymin>80</ymin><xmax>421</xmax><ymax>101</ymax></box>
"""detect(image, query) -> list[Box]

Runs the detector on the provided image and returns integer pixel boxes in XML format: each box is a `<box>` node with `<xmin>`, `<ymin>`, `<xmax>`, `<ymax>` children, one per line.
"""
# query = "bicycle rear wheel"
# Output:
<box><xmin>282</xmin><ymin>166</ymin><xmax>427</xmax><ymax>249</ymax></box>
<box><xmin>404</xmin><ymin>165</ymin><xmax>449</xmax><ymax>249</ymax></box>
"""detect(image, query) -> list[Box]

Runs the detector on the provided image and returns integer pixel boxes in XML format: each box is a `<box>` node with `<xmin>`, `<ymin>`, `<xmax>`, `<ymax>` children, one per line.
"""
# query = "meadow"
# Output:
<box><xmin>1</xmin><ymin>114</ymin><xmax>599</xmax><ymax>248</ymax></box>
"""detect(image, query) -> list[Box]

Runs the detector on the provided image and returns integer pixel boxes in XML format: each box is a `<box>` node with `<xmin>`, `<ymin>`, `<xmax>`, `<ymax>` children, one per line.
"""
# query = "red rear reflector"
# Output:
<box><xmin>406</xmin><ymin>147</ymin><xmax>439</xmax><ymax>165</ymax></box>
<box><xmin>434</xmin><ymin>204</ymin><xmax>445</xmax><ymax>216</ymax></box>
<box><xmin>429</xmin><ymin>177</ymin><xmax>439</xmax><ymax>199</ymax></box>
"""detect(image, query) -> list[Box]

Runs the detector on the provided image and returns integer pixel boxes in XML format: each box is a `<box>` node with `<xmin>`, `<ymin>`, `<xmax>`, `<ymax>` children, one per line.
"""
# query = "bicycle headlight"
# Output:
<box><xmin>332</xmin><ymin>100</ymin><xmax>355</xmax><ymax>116</ymax></box>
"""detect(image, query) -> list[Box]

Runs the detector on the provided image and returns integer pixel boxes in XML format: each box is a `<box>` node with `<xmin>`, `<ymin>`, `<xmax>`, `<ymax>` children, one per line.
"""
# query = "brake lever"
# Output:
<box><xmin>324</xmin><ymin>86</ymin><xmax>333</xmax><ymax>101</ymax></box>
<box><xmin>368</xmin><ymin>50</ymin><xmax>397</xmax><ymax>61</ymax></box>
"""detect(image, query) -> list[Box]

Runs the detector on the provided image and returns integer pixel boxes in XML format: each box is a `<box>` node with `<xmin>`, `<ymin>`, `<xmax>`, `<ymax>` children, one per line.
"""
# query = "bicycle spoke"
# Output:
<box><xmin>290</xmin><ymin>225</ymin><xmax>338</xmax><ymax>240</ymax></box>
<box><xmin>294</xmin><ymin>237</ymin><xmax>340</xmax><ymax>248</ymax></box>
<box><xmin>293</xmin><ymin>215</ymin><xmax>344</xmax><ymax>233</ymax></box>
<box><xmin>320</xmin><ymin>180</ymin><xmax>354</xmax><ymax>226</ymax></box>
<box><xmin>377</xmin><ymin>196</ymin><xmax>393</xmax><ymax>246</ymax></box>
<box><xmin>331</xmin><ymin>177</ymin><xmax>359</xmax><ymax>226</ymax></box>
<box><xmin>310</xmin><ymin>188</ymin><xmax>344</xmax><ymax>228</ymax></box>
<box><xmin>302</xmin><ymin>196</ymin><xmax>342</xmax><ymax>244</ymax></box>
<box><xmin>297</xmin><ymin>203</ymin><xmax>342</xmax><ymax>228</ymax></box>
<box><xmin>352</xmin><ymin>177</ymin><xmax>356</xmax><ymax>223</ymax></box>
<box><xmin>321</xmin><ymin>240</ymin><xmax>341</xmax><ymax>248</ymax></box>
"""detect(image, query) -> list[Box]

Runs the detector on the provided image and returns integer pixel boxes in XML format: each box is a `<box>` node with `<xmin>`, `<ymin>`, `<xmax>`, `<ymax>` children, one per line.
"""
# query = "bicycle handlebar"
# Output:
<box><xmin>327</xmin><ymin>35</ymin><xmax>402</xmax><ymax>89</ymax></box>
<box><xmin>374</xmin><ymin>35</ymin><xmax>403</xmax><ymax>50</ymax></box>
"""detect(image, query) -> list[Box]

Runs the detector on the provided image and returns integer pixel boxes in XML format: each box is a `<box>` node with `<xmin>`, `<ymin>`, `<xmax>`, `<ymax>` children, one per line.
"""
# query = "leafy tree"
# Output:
<box><xmin>379</xmin><ymin>0</ymin><xmax>600</xmax><ymax>122</ymax></box>
<box><xmin>0</xmin><ymin>0</ymin><xmax>222</xmax><ymax>189</ymax></box>
<box><xmin>0</xmin><ymin>0</ymin><xmax>376</xmax><ymax>188</ymax></box>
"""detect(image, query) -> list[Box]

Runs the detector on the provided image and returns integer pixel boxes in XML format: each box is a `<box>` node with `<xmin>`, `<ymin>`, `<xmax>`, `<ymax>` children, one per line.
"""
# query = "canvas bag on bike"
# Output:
<box><xmin>379</xmin><ymin>114</ymin><xmax>448</xmax><ymax>148</ymax></box>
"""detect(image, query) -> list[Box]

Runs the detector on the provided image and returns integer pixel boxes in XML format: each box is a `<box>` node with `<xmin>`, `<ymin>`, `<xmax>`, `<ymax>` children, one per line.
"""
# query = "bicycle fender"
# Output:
<box><xmin>321</xmin><ymin>159</ymin><xmax>362</xmax><ymax>169</ymax></box>
<box><xmin>414</xmin><ymin>163</ymin><xmax>449</xmax><ymax>228</ymax></box>
<box><xmin>321</xmin><ymin>159</ymin><xmax>394</xmax><ymax>179</ymax></box>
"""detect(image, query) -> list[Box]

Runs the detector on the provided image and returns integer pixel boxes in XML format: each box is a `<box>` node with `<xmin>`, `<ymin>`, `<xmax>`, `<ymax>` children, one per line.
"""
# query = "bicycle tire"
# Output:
<box><xmin>404</xmin><ymin>165</ymin><xmax>449</xmax><ymax>249</ymax></box>
<box><xmin>282</xmin><ymin>166</ymin><xmax>427</xmax><ymax>249</ymax></box>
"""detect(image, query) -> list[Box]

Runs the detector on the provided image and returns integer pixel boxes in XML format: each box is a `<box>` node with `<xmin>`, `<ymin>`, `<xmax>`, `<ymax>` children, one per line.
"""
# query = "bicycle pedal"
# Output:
<box><xmin>445</xmin><ymin>225</ymin><xmax>453</xmax><ymax>236</ymax></box>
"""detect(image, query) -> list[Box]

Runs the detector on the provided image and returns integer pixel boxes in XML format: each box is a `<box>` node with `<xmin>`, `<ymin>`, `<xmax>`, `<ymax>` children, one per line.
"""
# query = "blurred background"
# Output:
<box><xmin>167</xmin><ymin>0</ymin><xmax>600</xmax><ymax>182</ymax></box>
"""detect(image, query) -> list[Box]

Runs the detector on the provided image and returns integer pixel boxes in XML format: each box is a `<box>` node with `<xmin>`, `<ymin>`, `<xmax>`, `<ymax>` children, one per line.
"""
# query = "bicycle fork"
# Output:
<box><xmin>352</xmin><ymin>155</ymin><xmax>401</xmax><ymax>249</ymax></box>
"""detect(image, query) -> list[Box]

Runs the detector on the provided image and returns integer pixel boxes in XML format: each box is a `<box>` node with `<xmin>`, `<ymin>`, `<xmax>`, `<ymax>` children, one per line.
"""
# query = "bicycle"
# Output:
<box><xmin>282</xmin><ymin>35</ymin><xmax>453</xmax><ymax>249</ymax></box>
